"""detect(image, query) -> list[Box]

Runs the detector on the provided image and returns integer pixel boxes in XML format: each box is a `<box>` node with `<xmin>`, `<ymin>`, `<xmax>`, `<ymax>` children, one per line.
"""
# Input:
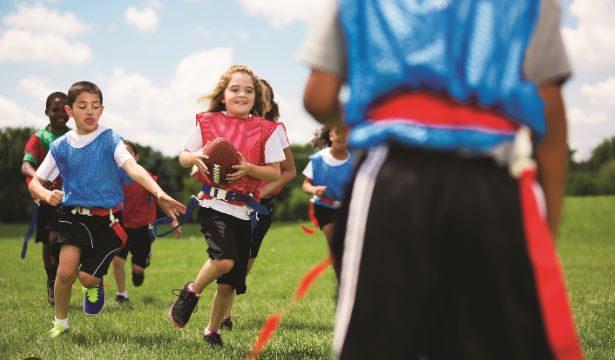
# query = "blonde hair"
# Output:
<box><xmin>198</xmin><ymin>64</ymin><xmax>265</xmax><ymax>117</ymax></box>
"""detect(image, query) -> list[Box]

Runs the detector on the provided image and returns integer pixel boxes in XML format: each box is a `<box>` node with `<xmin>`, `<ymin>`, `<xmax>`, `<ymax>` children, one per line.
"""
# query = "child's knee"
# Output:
<box><xmin>79</xmin><ymin>272</ymin><xmax>101</xmax><ymax>288</ymax></box>
<box><xmin>56</xmin><ymin>267</ymin><xmax>77</xmax><ymax>284</ymax></box>
<box><xmin>215</xmin><ymin>259</ymin><xmax>235</xmax><ymax>274</ymax></box>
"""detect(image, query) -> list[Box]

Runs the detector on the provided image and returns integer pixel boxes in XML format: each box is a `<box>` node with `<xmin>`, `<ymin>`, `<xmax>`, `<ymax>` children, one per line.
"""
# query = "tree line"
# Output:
<box><xmin>3</xmin><ymin>126</ymin><xmax>612</xmax><ymax>223</ymax></box>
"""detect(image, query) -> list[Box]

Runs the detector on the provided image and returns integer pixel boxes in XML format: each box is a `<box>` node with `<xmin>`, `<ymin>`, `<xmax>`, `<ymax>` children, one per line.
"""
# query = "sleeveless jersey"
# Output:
<box><xmin>50</xmin><ymin>129</ymin><xmax>124</xmax><ymax>208</ymax></box>
<box><xmin>338</xmin><ymin>0</ymin><xmax>543</xmax><ymax>152</ymax></box>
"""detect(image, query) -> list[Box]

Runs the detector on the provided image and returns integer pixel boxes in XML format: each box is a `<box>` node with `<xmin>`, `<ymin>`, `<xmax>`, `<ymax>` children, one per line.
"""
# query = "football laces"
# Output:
<box><xmin>212</xmin><ymin>164</ymin><xmax>222</xmax><ymax>184</ymax></box>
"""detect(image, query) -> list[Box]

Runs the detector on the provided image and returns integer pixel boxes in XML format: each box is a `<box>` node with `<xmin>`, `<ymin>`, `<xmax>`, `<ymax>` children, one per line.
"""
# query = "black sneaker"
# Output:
<box><xmin>47</xmin><ymin>279</ymin><xmax>55</xmax><ymax>305</ymax></box>
<box><xmin>115</xmin><ymin>294</ymin><xmax>129</xmax><ymax>304</ymax></box>
<box><xmin>203</xmin><ymin>331</ymin><xmax>223</xmax><ymax>348</ymax></box>
<box><xmin>221</xmin><ymin>317</ymin><xmax>233</xmax><ymax>330</ymax></box>
<box><xmin>132</xmin><ymin>272</ymin><xmax>144</xmax><ymax>287</ymax></box>
<box><xmin>170</xmin><ymin>283</ymin><xmax>200</xmax><ymax>328</ymax></box>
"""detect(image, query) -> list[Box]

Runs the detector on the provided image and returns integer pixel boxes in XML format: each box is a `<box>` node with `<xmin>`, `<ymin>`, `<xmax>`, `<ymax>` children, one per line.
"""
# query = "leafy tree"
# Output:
<box><xmin>0</xmin><ymin>127</ymin><xmax>37</xmax><ymax>223</ymax></box>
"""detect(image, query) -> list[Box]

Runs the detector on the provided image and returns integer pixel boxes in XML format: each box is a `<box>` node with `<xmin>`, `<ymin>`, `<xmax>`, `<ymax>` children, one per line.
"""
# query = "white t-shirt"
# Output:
<box><xmin>35</xmin><ymin>125</ymin><xmax>133</xmax><ymax>181</ymax></box>
<box><xmin>303</xmin><ymin>148</ymin><xmax>351</xmax><ymax>180</ymax></box>
<box><xmin>182</xmin><ymin>120</ymin><xmax>286</xmax><ymax>220</ymax></box>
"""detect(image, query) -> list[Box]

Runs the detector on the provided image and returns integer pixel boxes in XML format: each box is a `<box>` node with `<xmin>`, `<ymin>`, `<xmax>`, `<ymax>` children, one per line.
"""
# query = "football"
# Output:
<box><xmin>203</xmin><ymin>137</ymin><xmax>241</xmax><ymax>185</ymax></box>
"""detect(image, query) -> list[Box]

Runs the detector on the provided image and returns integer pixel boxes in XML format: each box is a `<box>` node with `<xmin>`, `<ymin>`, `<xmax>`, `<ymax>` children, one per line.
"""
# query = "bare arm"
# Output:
<box><xmin>535</xmin><ymin>83</ymin><xmax>568</xmax><ymax>237</ymax></box>
<box><xmin>228</xmin><ymin>155</ymin><xmax>281</xmax><ymax>183</ymax></box>
<box><xmin>303</xmin><ymin>69</ymin><xmax>345</xmax><ymax>128</ymax></box>
<box><xmin>28</xmin><ymin>176</ymin><xmax>63</xmax><ymax>206</ymax></box>
<box><xmin>259</xmin><ymin>147</ymin><xmax>297</xmax><ymax>198</ymax></box>
<box><xmin>21</xmin><ymin>161</ymin><xmax>37</xmax><ymax>178</ymax></box>
<box><xmin>122</xmin><ymin>159</ymin><xmax>186</xmax><ymax>216</ymax></box>
<box><xmin>303</xmin><ymin>177</ymin><xmax>326</xmax><ymax>197</ymax></box>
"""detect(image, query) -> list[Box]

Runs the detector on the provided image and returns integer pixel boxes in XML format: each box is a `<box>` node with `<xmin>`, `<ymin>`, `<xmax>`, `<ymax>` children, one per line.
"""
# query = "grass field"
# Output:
<box><xmin>0</xmin><ymin>196</ymin><xmax>614</xmax><ymax>359</ymax></box>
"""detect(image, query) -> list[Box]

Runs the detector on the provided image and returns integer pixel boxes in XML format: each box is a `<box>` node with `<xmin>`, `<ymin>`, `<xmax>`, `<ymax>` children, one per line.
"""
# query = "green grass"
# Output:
<box><xmin>0</xmin><ymin>222</ymin><xmax>336</xmax><ymax>359</ymax></box>
<box><xmin>0</xmin><ymin>196</ymin><xmax>614</xmax><ymax>359</ymax></box>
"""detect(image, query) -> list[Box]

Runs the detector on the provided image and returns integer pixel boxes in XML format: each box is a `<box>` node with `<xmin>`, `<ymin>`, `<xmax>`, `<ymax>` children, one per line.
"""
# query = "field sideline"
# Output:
<box><xmin>0</xmin><ymin>196</ymin><xmax>613</xmax><ymax>359</ymax></box>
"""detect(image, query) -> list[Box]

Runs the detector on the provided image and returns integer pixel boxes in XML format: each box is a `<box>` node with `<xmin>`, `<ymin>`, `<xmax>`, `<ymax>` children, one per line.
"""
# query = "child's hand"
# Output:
<box><xmin>45</xmin><ymin>190</ymin><xmax>63</xmax><ymax>206</ymax></box>
<box><xmin>314</xmin><ymin>186</ymin><xmax>327</xmax><ymax>197</ymax></box>
<box><xmin>157</xmin><ymin>193</ymin><xmax>187</xmax><ymax>217</ymax></box>
<box><xmin>171</xmin><ymin>218</ymin><xmax>183</xmax><ymax>239</ymax></box>
<box><xmin>191</xmin><ymin>146</ymin><xmax>210</xmax><ymax>175</ymax></box>
<box><xmin>227</xmin><ymin>153</ymin><xmax>252</xmax><ymax>183</ymax></box>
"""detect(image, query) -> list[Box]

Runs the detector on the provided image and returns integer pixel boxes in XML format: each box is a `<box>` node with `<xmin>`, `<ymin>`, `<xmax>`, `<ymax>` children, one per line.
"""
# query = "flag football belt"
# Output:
<box><xmin>316</xmin><ymin>196</ymin><xmax>342</xmax><ymax>208</ymax></box>
<box><xmin>69</xmin><ymin>204</ymin><xmax>127</xmax><ymax>246</ymax></box>
<box><xmin>152</xmin><ymin>184</ymin><xmax>270</xmax><ymax>238</ymax></box>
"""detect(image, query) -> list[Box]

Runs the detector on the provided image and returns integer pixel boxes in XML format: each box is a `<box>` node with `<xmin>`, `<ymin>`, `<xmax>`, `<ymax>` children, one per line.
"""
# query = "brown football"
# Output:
<box><xmin>203</xmin><ymin>138</ymin><xmax>241</xmax><ymax>185</ymax></box>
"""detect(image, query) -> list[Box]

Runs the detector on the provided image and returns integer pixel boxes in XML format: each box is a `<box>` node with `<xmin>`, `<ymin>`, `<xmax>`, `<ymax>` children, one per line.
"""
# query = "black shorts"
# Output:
<box><xmin>314</xmin><ymin>203</ymin><xmax>340</xmax><ymax>229</ymax></box>
<box><xmin>35</xmin><ymin>203</ymin><xmax>60</xmax><ymax>244</ymax></box>
<box><xmin>333</xmin><ymin>145</ymin><xmax>580</xmax><ymax>359</ymax></box>
<box><xmin>57</xmin><ymin>206</ymin><xmax>124</xmax><ymax>278</ymax></box>
<box><xmin>250</xmin><ymin>197</ymin><xmax>275</xmax><ymax>258</ymax></box>
<box><xmin>115</xmin><ymin>224</ymin><xmax>153</xmax><ymax>268</ymax></box>
<box><xmin>197</xmin><ymin>207</ymin><xmax>252</xmax><ymax>295</ymax></box>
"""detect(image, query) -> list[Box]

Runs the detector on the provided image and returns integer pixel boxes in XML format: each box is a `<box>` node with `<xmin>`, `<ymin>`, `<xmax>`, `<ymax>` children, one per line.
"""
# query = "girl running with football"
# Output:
<box><xmin>220</xmin><ymin>79</ymin><xmax>297</xmax><ymax>330</ymax></box>
<box><xmin>169</xmin><ymin>65</ymin><xmax>285</xmax><ymax>348</ymax></box>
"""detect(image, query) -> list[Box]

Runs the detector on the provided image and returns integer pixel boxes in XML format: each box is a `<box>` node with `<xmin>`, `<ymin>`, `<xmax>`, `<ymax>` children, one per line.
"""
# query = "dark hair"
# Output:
<box><xmin>67</xmin><ymin>81</ymin><xmax>103</xmax><ymax>107</ymax></box>
<box><xmin>199</xmin><ymin>65</ymin><xmax>265</xmax><ymax>117</ymax></box>
<box><xmin>45</xmin><ymin>92</ymin><xmax>67</xmax><ymax>110</ymax></box>
<box><xmin>123</xmin><ymin>140</ymin><xmax>138</xmax><ymax>155</ymax></box>
<box><xmin>311</xmin><ymin>126</ymin><xmax>332</xmax><ymax>150</ymax></box>
<box><xmin>261</xmin><ymin>79</ymin><xmax>280</xmax><ymax>121</ymax></box>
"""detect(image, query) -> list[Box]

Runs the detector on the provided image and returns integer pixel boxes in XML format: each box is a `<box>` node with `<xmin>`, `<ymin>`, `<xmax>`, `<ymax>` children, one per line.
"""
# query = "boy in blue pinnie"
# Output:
<box><xmin>29</xmin><ymin>81</ymin><xmax>185</xmax><ymax>338</ymax></box>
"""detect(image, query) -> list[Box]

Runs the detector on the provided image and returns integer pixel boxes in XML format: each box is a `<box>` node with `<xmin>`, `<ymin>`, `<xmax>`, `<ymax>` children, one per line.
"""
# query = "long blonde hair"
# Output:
<box><xmin>198</xmin><ymin>64</ymin><xmax>265</xmax><ymax>117</ymax></box>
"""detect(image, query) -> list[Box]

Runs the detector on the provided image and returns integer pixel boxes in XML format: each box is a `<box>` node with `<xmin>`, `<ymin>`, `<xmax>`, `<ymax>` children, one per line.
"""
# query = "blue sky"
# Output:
<box><xmin>0</xmin><ymin>0</ymin><xmax>613</xmax><ymax>161</ymax></box>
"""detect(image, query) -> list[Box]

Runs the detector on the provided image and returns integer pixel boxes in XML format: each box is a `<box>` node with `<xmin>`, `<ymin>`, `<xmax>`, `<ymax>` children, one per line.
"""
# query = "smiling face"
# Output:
<box><xmin>222</xmin><ymin>72</ymin><xmax>256</xmax><ymax>118</ymax></box>
<box><xmin>65</xmin><ymin>92</ymin><xmax>104</xmax><ymax>135</ymax></box>
<box><xmin>45</xmin><ymin>97</ymin><xmax>69</xmax><ymax>133</ymax></box>
<box><xmin>330</xmin><ymin>127</ymin><xmax>348</xmax><ymax>151</ymax></box>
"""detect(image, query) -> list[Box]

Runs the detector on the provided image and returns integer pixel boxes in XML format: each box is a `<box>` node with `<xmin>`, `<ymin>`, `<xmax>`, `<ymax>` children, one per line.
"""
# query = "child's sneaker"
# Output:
<box><xmin>46</xmin><ymin>322</ymin><xmax>69</xmax><ymax>338</ymax></box>
<box><xmin>83</xmin><ymin>279</ymin><xmax>105</xmax><ymax>315</ymax></box>
<box><xmin>132</xmin><ymin>272</ymin><xmax>144</xmax><ymax>287</ymax></box>
<box><xmin>203</xmin><ymin>330</ymin><xmax>223</xmax><ymax>348</ymax></box>
<box><xmin>115</xmin><ymin>294</ymin><xmax>129</xmax><ymax>304</ymax></box>
<box><xmin>169</xmin><ymin>283</ymin><xmax>200</xmax><ymax>328</ymax></box>
<box><xmin>221</xmin><ymin>317</ymin><xmax>233</xmax><ymax>330</ymax></box>
<box><xmin>47</xmin><ymin>278</ymin><xmax>55</xmax><ymax>305</ymax></box>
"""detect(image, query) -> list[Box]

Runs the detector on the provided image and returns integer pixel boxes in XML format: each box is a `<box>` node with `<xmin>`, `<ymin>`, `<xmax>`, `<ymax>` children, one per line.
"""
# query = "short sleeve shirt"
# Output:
<box><xmin>299</xmin><ymin>0</ymin><xmax>571</xmax><ymax>86</ymax></box>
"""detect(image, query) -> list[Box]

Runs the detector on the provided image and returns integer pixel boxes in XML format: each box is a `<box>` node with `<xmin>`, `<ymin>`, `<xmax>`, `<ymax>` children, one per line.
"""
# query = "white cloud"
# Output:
<box><xmin>125</xmin><ymin>6</ymin><xmax>159</xmax><ymax>32</ymax></box>
<box><xmin>580</xmin><ymin>78</ymin><xmax>615</xmax><ymax>106</ymax></box>
<box><xmin>0</xmin><ymin>30</ymin><xmax>91</xmax><ymax>64</ymax></box>
<box><xmin>0</xmin><ymin>4</ymin><xmax>90</xmax><ymax>64</ymax></box>
<box><xmin>2</xmin><ymin>3</ymin><xmax>88</xmax><ymax>37</ymax></box>
<box><xmin>568</xmin><ymin>107</ymin><xmax>615</xmax><ymax>161</ymax></box>
<box><xmin>98</xmin><ymin>48</ymin><xmax>234</xmax><ymax>156</ymax></box>
<box><xmin>276</xmin><ymin>94</ymin><xmax>320</xmax><ymax>144</ymax></box>
<box><xmin>18</xmin><ymin>77</ymin><xmax>56</xmax><ymax>101</ymax></box>
<box><xmin>562</xmin><ymin>0</ymin><xmax>615</xmax><ymax>72</ymax></box>
<box><xmin>0</xmin><ymin>95</ymin><xmax>40</xmax><ymax>128</ymax></box>
<box><xmin>237</xmin><ymin>0</ymin><xmax>333</xmax><ymax>27</ymax></box>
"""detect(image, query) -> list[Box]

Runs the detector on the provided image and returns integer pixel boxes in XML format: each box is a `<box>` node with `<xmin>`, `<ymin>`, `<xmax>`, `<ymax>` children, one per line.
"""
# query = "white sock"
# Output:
<box><xmin>55</xmin><ymin>317</ymin><xmax>69</xmax><ymax>328</ymax></box>
<box><xmin>117</xmin><ymin>291</ymin><xmax>128</xmax><ymax>298</ymax></box>
<box><xmin>204</xmin><ymin>328</ymin><xmax>220</xmax><ymax>336</ymax></box>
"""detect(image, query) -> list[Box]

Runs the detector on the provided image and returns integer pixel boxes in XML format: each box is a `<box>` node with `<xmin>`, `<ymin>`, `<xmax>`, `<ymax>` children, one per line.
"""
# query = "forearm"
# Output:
<box><xmin>21</xmin><ymin>162</ymin><xmax>37</xmax><ymax>178</ymax></box>
<box><xmin>302</xmin><ymin>179</ymin><xmax>317</xmax><ymax>195</ymax></box>
<box><xmin>260</xmin><ymin>167</ymin><xmax>296</xmax><ymax>198</ymax></box>
<box><xmin>28</xmin><ymin>177</ymin><xmax>51</xmax><ymax>202</ymax></box>
<box><xmin>124</xmin><ymin>160</ymin><xmax>165</xmax><ymax>198</ymax></box>
<box><xmin>247</xmin><ymin>163</ymin><xmax>280</xmax><ymax>183</ymax></box>
<box><xmin>179</xmin><ymin>151</ymin><xmax>194</xmax><ymax>168</ymax></box>
<box><xmin>535</xmin><ymin>83</ymin><xmax>568</xmax><ymax>237</ymax></box>
<box><xmin>303</xmin><ymin>69</ymin><xmax>345</xmax><ymax>128</ymax></box>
